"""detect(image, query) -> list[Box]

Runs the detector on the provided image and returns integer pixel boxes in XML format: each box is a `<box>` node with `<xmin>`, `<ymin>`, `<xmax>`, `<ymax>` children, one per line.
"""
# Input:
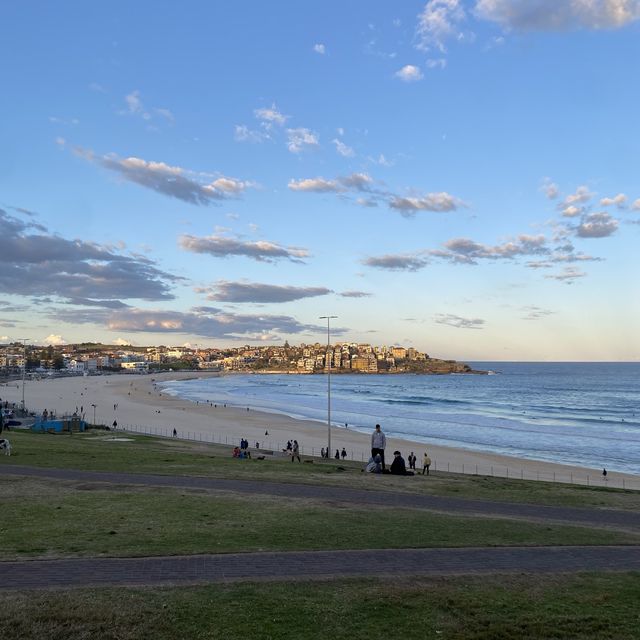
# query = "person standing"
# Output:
<box><xmin>371</xmin><ymin>424</ymin><xmax>387</xmax><ymax>470</ymax></box>
<box><xmin>408</xmin><ymin>451</ymin><xmax>416</xmax><ymax>471</ymax></box>
<box><xmin>341</xmin><ymin>447</ymin><xmax>347</xmax><ymax>460</ymax></box>
<box><xmin>291</xmin><ymin>439</ymin><xmax>301</xmax><ymax>463</ymax></box>
<box><xmin>422</xmin><ymin>451</ymin><xmax>432</xmax><ymax>476</ymax></box>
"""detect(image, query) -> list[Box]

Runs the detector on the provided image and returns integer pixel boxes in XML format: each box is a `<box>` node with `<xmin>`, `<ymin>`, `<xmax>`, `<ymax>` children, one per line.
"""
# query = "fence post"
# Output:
<box><xmin>506</xmin><ymin>467</ymin><xmax>509</xmax><ymax>479</ymax></box>
<box><xmin>462</xmin><ymin>463</ymin><xmax>465</xmax><ymax>474</ymax></box>
<box><xmin>587</xmin><ymin>475</ymin><xmax>589</xmax><ymax>486</ymax></box>
<box><xmin>553</xmin><ymin>472</ymin><xmax>556</xmax><ymax>482</ymax></box>
<box><xmin>491</xmin><ymin>466</ymin><xmax>494</xmax><ymax>476</ymax></box>
<box><xmin>447</xmin><ymin>462</ymin><xmax>450</xmax><ymax>472</ymax></box>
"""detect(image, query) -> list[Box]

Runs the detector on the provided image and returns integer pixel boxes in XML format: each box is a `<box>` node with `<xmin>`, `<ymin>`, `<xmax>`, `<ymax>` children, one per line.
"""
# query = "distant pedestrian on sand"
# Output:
<box><xmin>603</xmin><ymin>468</ymin><xmax>608</xmax><ymax>478</ymax></box>
<box><xmin>112</xmin><ymin>420</ymin><xmax>117</xmax><ymax>430</ymax></box>
<box><xmin>371</xmin><ymin>424</ymin><xmax>386</xmax><ymax>470</ymax></box>
<box><xmin>341</xmin><ymin>447</ymin><xmax>347</xmax><ymax>460</ymax></box>
<box><xmin>422</xmin><ymin>452</ymin><xmax>432</xmax><ymax>476</ymax></box>
<box><xmin>321</xmin><ymin>447</ymin><xmax>325</xmax><ymax>459</ymax></box>
<box><xmin>335</xmin><ymin>449</ymin><xmax>340</xmax><ymax>460</ymax></box>
<box><xmin>408</xmin><ymin>451</ymin><xmax>416</xmax><ymax>470</ymax></box>
<box><xmin>173</xmin><ymin>428</ymin><xmax>177</xmax><ymax>437</ymax></box>
<box><xmin>291</xmin><ymin>440</ymin><xmax>301</xmax><ymax>462</ymax></box>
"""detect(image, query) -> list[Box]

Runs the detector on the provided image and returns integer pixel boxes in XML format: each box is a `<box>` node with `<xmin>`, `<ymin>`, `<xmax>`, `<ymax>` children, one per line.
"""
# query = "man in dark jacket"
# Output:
<box><xmin>390</xmin><ymin>450</ymin><xmax>414</xmax><ymax>476</ymax></box>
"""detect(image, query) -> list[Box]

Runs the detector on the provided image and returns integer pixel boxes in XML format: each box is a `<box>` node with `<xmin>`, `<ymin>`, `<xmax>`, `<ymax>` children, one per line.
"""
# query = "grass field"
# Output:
<box><xmin>4</xmin><ymin>476</ymin><xmax>638</xmax><ymax>560</ymax></box>
<box><xmin>2</xmin><ymin>428</ymin><xmax>639</xmax><ymax>639</ymax></box>
<box><xmin>2</xmin><ymin>573</ymin><xmax>639</xmax><ymax>640</ymax></box>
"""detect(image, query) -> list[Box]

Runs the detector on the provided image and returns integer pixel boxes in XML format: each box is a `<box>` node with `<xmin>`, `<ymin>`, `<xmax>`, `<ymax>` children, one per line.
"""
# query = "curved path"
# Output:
<box><xmin>3</xmin><ymin>547</ymin><xmax>640</xmax><ymax>590</ymax></box>
<box><xmin>4</xmin><ymin>464</ymin><xmax>640</xmax><ymax>531</ymax></box>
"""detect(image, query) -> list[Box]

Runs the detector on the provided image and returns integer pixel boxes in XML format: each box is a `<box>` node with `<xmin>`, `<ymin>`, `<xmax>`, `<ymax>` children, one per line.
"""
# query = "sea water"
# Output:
<box><xmin>158</xmin><ymin>363</ymin><xmax>640</xmax><ymax>474</ymax></box>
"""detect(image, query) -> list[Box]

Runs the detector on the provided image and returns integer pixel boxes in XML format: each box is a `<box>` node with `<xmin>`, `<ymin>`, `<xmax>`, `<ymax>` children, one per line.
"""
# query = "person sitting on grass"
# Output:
<box><xmin>390</xmin><ymin>450</ymin><xmax>414</xmax><ymax>476</ymax></box>
<box><xmin>364</xmin><ymin>454</ymin><xmax>383</xmax><ymax>474</ymax></box>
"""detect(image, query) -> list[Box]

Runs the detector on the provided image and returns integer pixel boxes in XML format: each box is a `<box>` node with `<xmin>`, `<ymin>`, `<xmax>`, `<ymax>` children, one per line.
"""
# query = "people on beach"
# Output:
<box><xmin>603</xmin><ymin>468</ymin><xmax>608</xmax><ymax>478</ymax></box>
<box><xmin>422</xmin><ymin>452</ymin><xmax>432</xmax><ymax>476</ymax></box>
<box><xmin>112</xmin><ymin>419</ymin><xmax>117</xmax><ymax>429</ymax></box>
<box><xmin>390</xmin><ymin>450</ymin><xmax>414</xmax><ymax>476</ymax></box>
<box><xmin>291</xmin><ymin>439</ymin><xmax>301</xmax><ymax>462</ymax></box>
<box><xmin>341</xmin><ymin>447</ymin><xmax>347</xmax><ymax>460</ymax></box>
<box><xmin>172</xmin><ymin>428</ymin><xmax>177</xmax><ymax>437</ymax></box>
<box><xmin>408</xmin><ymin>451</ymin><xmax>416</xmax><ymax>470</ymax></box>
<box><xmin>371</xmin><ymin>424</ymin><xmax>386</xmax><ymax>470</ymax></box>
<box><xmin>334</xmin><ymin>449</ymin><xmax>340</xmax><ymax>460</ymax></box>
<box><xmin>321</xmin><ymin>447</ymin><xmax>325</xmax><ymax>459</ymax></box>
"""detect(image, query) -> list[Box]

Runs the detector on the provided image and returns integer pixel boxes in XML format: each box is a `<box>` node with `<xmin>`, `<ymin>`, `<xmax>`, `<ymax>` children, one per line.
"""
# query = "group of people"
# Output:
<box><xmin>365</xmin><ymin>424</ymin><xmax>432</xmax><ymax>476</ymax></box>
<box><xmin>319</xmin><ymin>447</ymin><xmax>348</xmax><ymax>460</ymax></box>
<box><xmin>285</xmin><ymin>439</ymin><xmax>301</xmax><ymax>462</ymax></box>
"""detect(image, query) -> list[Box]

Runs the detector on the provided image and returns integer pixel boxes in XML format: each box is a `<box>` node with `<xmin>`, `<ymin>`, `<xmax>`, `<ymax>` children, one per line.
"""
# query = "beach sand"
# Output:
<box><xmin>2</xmin><ymin>372</ymin><xmax>637</xmax><ymax>487</ymax></box>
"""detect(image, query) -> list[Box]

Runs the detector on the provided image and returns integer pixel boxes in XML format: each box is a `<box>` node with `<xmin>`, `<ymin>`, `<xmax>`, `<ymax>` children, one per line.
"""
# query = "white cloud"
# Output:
<box><xmin>313</xmin><ymin>43</ymin><xmax>326</xmax><ymax>54</ymax></box>
<box><xmin>288</xmin><ymin>177</ymin><xmax>343</xmax><ymax>193</ymax></box>
<box><xmin>113</xmin><ymin>338</ymin><xmax>131</xmax><ymax>346</ymax></box>
<box><xmin>332</xmin><ymin>138</ymin><xmax>355</xmax><ymax>157</ymax></box>
<box><xmin>562</xmin><ymin>185</ymin><xmax>593</xmax><ymax>206</ymax></box>
<box><xmin>561</xmin><ymin>205</ymin><xmax>583</xmax><ymax>217</ymax></box>
<box><xmin>416</xmin><ymin>0</ymin><xmax>466</xmax><ymax>52</ymax></box>
<box><xmin>600</xmin><ymin>193</ymin><xmax>627</xmax><ymax>208</ymax></box>
<box><xmin>286</xmin><ymin>128</ymin><xmax>320</xmax><ymax>153</ymax></box>
<box><xmin>44</xmin><ymin>334</ymin><xmax>66</xmax><ymax>345</ymax></box>
<box><xmin>389</xmin><ymin>192</ymin><xmax>462</xmax><ymax>215</ymax></box>
<box><xmin>395</xmin><ymin>64</ymin><xmax>424</xmax><ymax>82</ymax></box>
<box><xmin>632</xmin><ymin>198</ymin><xmax>640</xmax><ymax>210</ymax></box>
<box><xmin>254</xmin><ymin>104</ymin><xmax>288</xmax><ymax>126</ymax></box>
<box><xmin>475</xmin><ymin>0</ymin><xmax>640</xmax><ymax>30</ymax></box>
<box><xmin>363</xmin><ymin>253</ymin><xmax>429</xmax><ymax>271</ymax></box>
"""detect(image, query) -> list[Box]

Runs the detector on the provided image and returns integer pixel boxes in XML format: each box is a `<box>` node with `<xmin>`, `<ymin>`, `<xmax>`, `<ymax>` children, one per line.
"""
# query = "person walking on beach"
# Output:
<box><xmin>291</xmin><ymin>439</ymin><xmax>301</xmax><ymax>463</ymax></box>
<box><xmin>371</xmin><ymin>424</ymin><xmax>386</xmax><ymax>470</ymax></box>
<box><xmin>408</xmin><ymin>451</ymin><xmax>416</xmax><ymax>471</ymax></box>
<box><xmin>172</xmin><ymin>428</ymin><xmax>177</xmax><ymax>437</ymax></box>
<box><xmin>422</xmin><ymin>452</ymin><xmax>432</xmax><ymax>475</ymax></box>
<box><xmin>341</xmin><ymin>447</ymin><xmax>347</xmax><ymax>460</ymax></box>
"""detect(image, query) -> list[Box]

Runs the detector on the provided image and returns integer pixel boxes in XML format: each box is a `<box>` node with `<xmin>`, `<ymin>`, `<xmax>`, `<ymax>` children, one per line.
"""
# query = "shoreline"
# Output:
<box><xmin>2</xmin><ymin>372</ymin><xmax>638</xmax><ymax>486</ymax></box>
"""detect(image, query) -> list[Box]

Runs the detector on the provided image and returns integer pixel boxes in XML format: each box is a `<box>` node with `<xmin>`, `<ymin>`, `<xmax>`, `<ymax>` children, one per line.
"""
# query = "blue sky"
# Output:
<box><xmin>1</xmin><ymin>0</ymin><xmax>639</xmax><ymax>360</ymax></box>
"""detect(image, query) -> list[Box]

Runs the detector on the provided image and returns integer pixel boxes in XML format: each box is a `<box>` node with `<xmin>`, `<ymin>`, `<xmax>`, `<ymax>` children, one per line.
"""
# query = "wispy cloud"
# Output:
<box><xmin>254</xmin><ymin>104</ymin><xmax>289</xmax><ymax>126</ymax></box>
<box><xmin>389</xmin><ymin>192</ymin><xmax>463</xmax><ymax>215</ymax></box>
<box><xmin>600</xmin><ymin>193</ymin><xmax>627</xmax><ymax>208</ymax></box>
<box><xmin>362</xmin><ymin>253</ymin><xmax>428</xmax><ymax>271</ymax></box>
<box><xmin>77</xmin><ymin>148</ymin><xmax>250</xmax><ymax>205</ymax></box>
<box><xmin>332</xmin><ymin>138</ymin><xmax>355</xmax><ymax>157</ymax></box>
<box><xmin>521</xmin><ymin>306</ymin><xmax>555</xmax><ymax>320</ymax></box>
<box><xmin>574</xmin><ymin>212</ymin><xmax>618</xmax><ymax>238</ymax></box>
<box><xmin>179</xmin><ymin>233</ymin><xmax>309</xmax><ymax>263</ymax></box>
<box><xmin>430</xmin><ymin>234</ymin><xmax>548</xmax><ymax>264</ymax></box>
<box><xmin>313</xmin><ymin>43</ymin><xmax>326</xmax><ymax>54</ymax></box>
<box><xmin>475</xmin><ymin>0</ymin><xmax>640</xmax><ymax>30</ymax></box>
<box><xmin>541</xmin><ymin>177</ymin><xmax>559</xmax><ymax>200</ymax></box>
<box><xmin>544</xmin><ymin>267</ymin><xmax>587</xmax><ymax>283</ymax></box>
<box><xmin>433</xmin><ymin>313</ymin><xmax>484</xmax><ymax>329</ymax></box>
<box><xmin>415</xmin><ymin>0</ymin><xmax>466</xmax><ymax>52</ymax></box>
<box><xmin>340</xmin><ymin>290</ymin><xmax>373</xmax><ymax>298</ymax></box>
<box><xmin>286</xmin><ymin>128</ymin><xmax>320</xmax><ymax>153</ymax></box>
<box><xmin>197</xmin><ymin>281</ymin><xmax>332</xmax><ymax>303</ymax></box>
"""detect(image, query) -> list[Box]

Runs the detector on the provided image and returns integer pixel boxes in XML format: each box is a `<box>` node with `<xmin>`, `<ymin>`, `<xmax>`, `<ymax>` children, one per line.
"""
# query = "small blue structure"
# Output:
<box><xmin>32</xmin><ymin>416</ymin><xmax>86</xmax><ymax>433</ymax></box>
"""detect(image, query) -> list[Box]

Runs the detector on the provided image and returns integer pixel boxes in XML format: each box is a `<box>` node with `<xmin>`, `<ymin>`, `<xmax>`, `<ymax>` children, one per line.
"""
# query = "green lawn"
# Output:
<box><xmin>1</xmin><ymin>573</ymin><xmax>639</xmax><ymax>640</ymax></box>
<box><xmin>3</xmin><ymin>476</ymin><xmax>638</xmax><ymax>560</ymax></box>
<box><xmin>4</xmin><ymin>429</ymin><xmax>640</xmax><ymax>511</ymax></box>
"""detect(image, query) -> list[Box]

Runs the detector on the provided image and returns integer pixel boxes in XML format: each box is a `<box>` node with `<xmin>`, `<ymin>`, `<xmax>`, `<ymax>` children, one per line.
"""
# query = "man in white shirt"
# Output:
<box><xmin>371</xmin><ymin>423</ymin><xmax>387</xmax><ymax>470</ymax></box>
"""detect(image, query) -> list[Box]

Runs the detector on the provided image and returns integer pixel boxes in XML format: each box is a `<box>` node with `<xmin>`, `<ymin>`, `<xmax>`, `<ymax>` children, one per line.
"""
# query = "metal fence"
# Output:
<box><xmin>118</xmin><ymin>422</ymin><xmax>640</xmax><ymax>492</ymax></box>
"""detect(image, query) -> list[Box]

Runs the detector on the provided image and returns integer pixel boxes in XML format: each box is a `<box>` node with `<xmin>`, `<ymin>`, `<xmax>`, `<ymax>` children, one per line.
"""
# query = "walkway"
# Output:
<box><xmin>3</xmin><ymin>546</ymin><xmax>640</xmax><ymax>590</ymax></box>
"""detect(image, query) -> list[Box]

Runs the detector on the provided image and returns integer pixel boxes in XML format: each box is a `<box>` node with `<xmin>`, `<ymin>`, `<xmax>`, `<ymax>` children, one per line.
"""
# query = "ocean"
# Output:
<box><xmin>158</xmin><ymin>363</ymin><xmax>640</xmax><ymax>474</ymax></box>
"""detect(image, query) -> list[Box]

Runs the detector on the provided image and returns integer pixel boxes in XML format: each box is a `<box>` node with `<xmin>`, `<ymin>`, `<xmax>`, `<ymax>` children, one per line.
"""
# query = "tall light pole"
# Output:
<box><xmin>18</xmin><ymin>338</ymin><xmax>30</xmax><ymax>414</ymax></box>
<box><xmin>91</xmin><ymin>403</ymin><xmax>97</xmax><ymax>425</ymax></box>
<box><xmin>319</xmin><ymin>316</ymin><xmax>337</xmax><ymax>457</ymax></box>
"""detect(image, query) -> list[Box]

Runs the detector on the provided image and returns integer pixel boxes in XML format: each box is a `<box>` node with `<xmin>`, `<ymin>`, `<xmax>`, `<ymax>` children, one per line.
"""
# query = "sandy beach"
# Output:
<box><xmin>2</xmin><ymin>372</ymin><xmax>638</xmax><ymax>488</ymax></box>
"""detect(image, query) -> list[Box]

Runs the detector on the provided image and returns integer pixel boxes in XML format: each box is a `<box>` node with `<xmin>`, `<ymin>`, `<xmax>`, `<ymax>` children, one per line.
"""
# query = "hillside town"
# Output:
<box><xmin>0</xmin><ymin>341</ymin><xmax>479</xmax><ymax>377</ymax></box>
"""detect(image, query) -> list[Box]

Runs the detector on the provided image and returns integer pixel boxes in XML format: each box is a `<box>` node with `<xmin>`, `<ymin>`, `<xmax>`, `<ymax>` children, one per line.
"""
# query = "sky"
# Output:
<box><xmin>1</xmin><ymin>0</ymin><xmax>639</xmax><ymax>361</ymax></box>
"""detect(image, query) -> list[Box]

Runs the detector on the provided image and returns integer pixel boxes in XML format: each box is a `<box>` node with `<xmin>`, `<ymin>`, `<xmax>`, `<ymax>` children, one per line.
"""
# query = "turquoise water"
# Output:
<box><xmin>159</xmin><ymin>363</ymin><xmax>640</xmax><ymax>474</ymax></box>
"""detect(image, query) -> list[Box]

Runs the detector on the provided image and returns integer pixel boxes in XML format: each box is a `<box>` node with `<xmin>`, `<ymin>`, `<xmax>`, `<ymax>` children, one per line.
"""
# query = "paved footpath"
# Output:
<box><xmin>4</xmin><ymin>464</ymin><xmax>640</xmax><ymax>531</ymax></box>
<box><xmin>2</xmin><ymin>546</ymin><xmax>640</xmax><ymax>590</ymax></box>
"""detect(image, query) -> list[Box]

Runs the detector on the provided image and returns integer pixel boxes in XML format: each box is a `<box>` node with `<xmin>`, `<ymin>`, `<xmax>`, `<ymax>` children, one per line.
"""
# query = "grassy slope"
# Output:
<box><xmin>3</xmin><ymin>430</ymin><xmax>640</xmax><ymax>511</ymax></box>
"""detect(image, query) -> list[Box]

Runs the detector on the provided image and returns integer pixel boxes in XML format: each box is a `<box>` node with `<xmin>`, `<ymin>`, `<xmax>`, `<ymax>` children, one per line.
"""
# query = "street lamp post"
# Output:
<box><xmin>319</xmin><ymin>315</ymin><xmax>337</xmax><ymax>457</ymax></box>
<box><xmin>18</xmin><ymin>338</ymin><xmax>30</xmax><ymax>414</ymax></box>
<box><xmin>91</xmin><ymin>403</ymin><xmax>97</xmax><ymax>425</ymax></box>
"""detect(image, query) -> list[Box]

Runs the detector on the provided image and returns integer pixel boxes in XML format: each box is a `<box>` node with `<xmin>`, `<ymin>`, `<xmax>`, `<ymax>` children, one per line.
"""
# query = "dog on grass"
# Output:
<box><xmin>0</xmin><ymin>438</ymin><xmax>11</xmax><ymax>456</ymax></box>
